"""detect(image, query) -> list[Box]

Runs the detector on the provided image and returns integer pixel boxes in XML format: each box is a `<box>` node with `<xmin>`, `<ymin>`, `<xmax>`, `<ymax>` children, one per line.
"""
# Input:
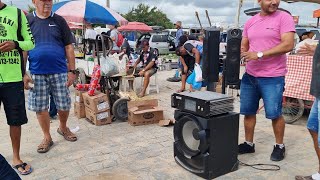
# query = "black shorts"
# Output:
<box><xmin>182</xmin><ymin>55</ymin><xmax>195</xmax><ymax>75</ymax></box>
<box><xmin>0</xmin><ymin>81</ymin><xmax>28</xmax><ymax>126</ymax></box>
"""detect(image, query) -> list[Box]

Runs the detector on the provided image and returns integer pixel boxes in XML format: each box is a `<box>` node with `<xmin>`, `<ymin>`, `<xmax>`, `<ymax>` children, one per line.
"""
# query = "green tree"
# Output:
<box><xmin>122</xmin><ymin>3</ymin><xmax>174</xmax><ymax>29</ymax></box>
<box><xmin>27</xmin><ymin>5</ymin><xmax>35</xmax><ymax>13</ymax></box>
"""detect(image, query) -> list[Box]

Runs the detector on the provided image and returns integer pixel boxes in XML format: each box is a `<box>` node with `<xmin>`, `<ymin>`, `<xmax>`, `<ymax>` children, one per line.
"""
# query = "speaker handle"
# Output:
<box><xmin>175</xmin><ymin>156</ymin><xmax>205</xmax><ymax>174</ymax></box>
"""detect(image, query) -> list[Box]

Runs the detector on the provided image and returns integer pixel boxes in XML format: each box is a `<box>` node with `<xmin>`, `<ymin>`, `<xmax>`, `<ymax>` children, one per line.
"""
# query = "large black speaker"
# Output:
<box><xmin>202</xmin><ymin>27</ymin><xmax>220</xmax><ymax>83</ymax></box>
<box><xmin>174</xmin><ymin>109</ymin><xmax>239</xmax><ymax>179</ymax></box>
<box><xmin>225</xmin><ymin>29</ymin><xmax>242</xmax><ymax>85</ymax></box>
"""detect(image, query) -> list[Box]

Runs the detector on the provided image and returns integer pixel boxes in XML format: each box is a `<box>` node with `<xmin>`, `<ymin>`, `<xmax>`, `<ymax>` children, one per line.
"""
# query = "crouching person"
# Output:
<box><xmin>175</xmin><ymin>40</ymin><xmax>203</xmax><ymax>92</ymax></box>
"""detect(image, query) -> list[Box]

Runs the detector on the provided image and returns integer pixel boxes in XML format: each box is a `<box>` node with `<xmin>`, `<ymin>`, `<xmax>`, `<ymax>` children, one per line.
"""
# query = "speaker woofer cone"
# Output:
<box><xmin>174</xmin><ymin>114</ymin><xmax>207</xmax><ymax>157</ymax></box>
<box><xmin>182</xmin><ymin>121</ymin><xmax>200</xmax><ymax>151</ymax></box>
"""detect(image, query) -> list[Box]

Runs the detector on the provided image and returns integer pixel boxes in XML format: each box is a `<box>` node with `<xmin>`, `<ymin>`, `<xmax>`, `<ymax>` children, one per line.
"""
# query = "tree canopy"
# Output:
<box><xmin>122</xmin><ymin>3</ymin><xmax>174</xmax><ymax>29</ymax></box>
<box><xmin>27</xmin><ymin>5</ymin><xmax>35</xmax><ymax>13</ymax></box>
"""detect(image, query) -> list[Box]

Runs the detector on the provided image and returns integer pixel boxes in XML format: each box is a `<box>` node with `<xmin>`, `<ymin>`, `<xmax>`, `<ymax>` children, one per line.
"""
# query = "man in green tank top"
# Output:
<box><xmin>0</xmin><ymin>0</ymin><xmax>35</xmax><ymax>176</ymax></box>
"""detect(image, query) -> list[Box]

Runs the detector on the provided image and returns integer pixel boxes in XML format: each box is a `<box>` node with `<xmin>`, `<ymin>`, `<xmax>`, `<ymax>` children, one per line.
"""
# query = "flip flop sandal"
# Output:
<box><xmin>37</xmin><ymin>139</ymin><xmax>54</xmax><ymax>153</ymax></box>
<box><xmin>12</xmin><ymin>162</ymin><xmax>33</xmax><ymax>175</ymax></box>
<box><xmin>57</xmin><ymin>128</ymin><xmax>77</xmax><ymax>142</ymax></box>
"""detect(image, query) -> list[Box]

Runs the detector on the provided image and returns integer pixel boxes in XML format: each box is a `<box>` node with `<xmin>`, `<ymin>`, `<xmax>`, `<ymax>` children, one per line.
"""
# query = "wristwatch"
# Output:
<box><xmin>68</xmin><ymin>69</ymin><xmax>77</xmax><ymax>74</ymax></box>
<box><xmin>257</xmin><ymin>52</ymin><xmax>264</xmax><ymax>60</ymax></box>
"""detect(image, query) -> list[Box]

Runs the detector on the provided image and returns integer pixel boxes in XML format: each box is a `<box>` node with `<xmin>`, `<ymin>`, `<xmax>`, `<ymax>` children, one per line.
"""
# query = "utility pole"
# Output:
<box><xmin>235</xmin><ymin>0</ymin><xmax>243</xmax><ymax>28</ymax></box>
<box><xmin>106</xmin><ymin>0</ymin><xmax>110</xmax><ymax>8</ymax></box>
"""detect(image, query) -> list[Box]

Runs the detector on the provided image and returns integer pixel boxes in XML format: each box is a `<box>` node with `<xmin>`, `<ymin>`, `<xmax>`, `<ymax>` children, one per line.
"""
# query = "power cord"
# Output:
<box><xmin>239</xmin><ymin>160</ymin><xmax>281</xmax><ymax>171</ymax></box>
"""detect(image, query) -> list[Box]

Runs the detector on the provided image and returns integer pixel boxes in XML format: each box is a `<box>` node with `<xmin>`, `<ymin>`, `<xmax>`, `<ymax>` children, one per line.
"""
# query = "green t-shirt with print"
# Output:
<box><xmin>0</xmin><ymin>4</ymin><xmax>35</xmax><ymax>83</ymax></box>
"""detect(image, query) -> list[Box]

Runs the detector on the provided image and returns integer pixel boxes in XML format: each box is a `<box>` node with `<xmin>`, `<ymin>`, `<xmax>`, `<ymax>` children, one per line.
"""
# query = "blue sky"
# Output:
<box><xmin>4</xmin><ymin>0</ymin><xmax>320</xmax><ymax>27</ymax></box>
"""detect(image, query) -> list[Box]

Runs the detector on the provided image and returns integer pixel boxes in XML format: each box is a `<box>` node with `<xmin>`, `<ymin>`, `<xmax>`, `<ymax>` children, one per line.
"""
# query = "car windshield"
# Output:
<box><xmin>152</xmin><ymin>35</ymin><xmax>168</xmax><ymax>42</ymax></box>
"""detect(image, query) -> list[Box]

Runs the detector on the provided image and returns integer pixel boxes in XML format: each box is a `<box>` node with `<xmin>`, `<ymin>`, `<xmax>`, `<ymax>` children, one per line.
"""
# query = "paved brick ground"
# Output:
<box><xmin>0</xmin><ymin>69</ymin><xmax>317</xmax><ymax>180</ymax></box>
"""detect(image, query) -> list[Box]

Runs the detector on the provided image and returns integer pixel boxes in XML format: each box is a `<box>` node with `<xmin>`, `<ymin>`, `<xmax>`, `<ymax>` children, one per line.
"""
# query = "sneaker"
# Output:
<box><xmin>270</xmin><ymin>145</ymin><xmax>285</xmax><ymax>161</ymax></box>
<box><xmin>238</xmin><ymin>142</ymin><xmax>255</xmax><ymax>154</ymax></box>
<box><xmin>166</xmin><ymin>76</ymin><xmax>181</xmax><ymax>82</ymax></box>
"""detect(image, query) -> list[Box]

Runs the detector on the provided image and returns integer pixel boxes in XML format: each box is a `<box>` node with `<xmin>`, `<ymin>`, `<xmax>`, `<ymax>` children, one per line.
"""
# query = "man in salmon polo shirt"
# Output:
<box><xmin>238</xmin><ymin>0</ymin><xmax>295</xmax><ymax>161</ymax></box>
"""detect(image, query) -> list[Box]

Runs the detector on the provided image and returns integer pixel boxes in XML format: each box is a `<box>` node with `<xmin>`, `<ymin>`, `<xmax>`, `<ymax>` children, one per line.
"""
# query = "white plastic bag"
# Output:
<box><xmin>194</xmin><ymin>63</ymin><xmax>203</xmax><ymax>82</ymax></box>
<box><xmin>111</xmin><ymin>53</ymin><xmax>128</xmax><ymax>76</ymax></box>
<box><xmin>99</xmin><ymin>55</ymin><xmax>119</xmax><ymax>76</ymax></box>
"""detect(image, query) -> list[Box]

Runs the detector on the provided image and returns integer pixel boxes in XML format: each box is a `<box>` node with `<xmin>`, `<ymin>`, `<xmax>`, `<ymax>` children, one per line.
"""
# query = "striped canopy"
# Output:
<box><xmin>52</xmin><ymin>0</ymin><xmax>128</xmax><ymax>25</ymax></box>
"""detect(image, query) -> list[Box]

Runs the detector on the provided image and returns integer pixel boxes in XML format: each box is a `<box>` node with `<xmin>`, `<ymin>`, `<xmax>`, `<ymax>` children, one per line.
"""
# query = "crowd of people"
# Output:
<box><xmin>1</xmin><ymin>0</ymin><xmax>76</xmax><ymax>177</ymax></box>
<box><xmin>1</xmin><ymin>0</ymin><xmax>320</xmax><ymax>179</ymax></box>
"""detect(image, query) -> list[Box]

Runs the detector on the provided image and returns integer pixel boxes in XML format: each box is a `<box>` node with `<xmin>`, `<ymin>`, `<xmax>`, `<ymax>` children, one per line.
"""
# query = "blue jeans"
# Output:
<box><xmin>240</xmin><ymin>73</ymin><xmax>285</xmax><ymax>119</ymax></box>
<box><xmin>49</xmin><ymin>93</ymin><xmax>57</xmax><ymax>117</ymax></box>
<box><xmin>307</xmin><ymin>98</ymin><xmax>320</xmax><ymax>146</ymax></box>
<box><xmin>0</xmin><ymin>154</ymin><xmax>21</xmax><ymax>180</ymax></box>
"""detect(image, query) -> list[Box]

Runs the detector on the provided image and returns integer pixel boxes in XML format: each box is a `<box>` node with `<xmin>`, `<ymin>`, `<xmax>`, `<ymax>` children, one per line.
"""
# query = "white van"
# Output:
<box><xmin>163</xmin><ymin>28</ymin><xmax>190</xmax><ymax>37</ymax></box>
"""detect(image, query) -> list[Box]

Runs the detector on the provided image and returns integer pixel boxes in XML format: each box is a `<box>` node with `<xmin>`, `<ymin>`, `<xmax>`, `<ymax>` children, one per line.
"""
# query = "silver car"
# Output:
<box><xmin>136</xmin><ymin>33</ymin><xmax>175</xmax><ymax>55</ymax></box>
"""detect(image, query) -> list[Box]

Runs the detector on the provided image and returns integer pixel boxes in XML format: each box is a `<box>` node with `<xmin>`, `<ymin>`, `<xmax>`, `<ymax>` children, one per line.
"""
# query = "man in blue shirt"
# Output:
<box><xmin>174</xmin><ymin>21</ymin><xmax>183</xmax><ymax>48</ymax></box>
<box><xmin>24</xmin><ymin>0</ymin><xmax>77</xmax><ymax>153</ymax></box>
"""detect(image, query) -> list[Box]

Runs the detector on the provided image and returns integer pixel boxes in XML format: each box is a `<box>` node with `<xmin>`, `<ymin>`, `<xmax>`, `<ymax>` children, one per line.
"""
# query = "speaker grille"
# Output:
<box><xmin>225</xmin><ymin>29</ymin><xmax>242</xmax><ymax>85</ymax></box>
<box><xmin>202</xmin><ymin>27</ymin><xmax>220</xmax><ymax>82</ymax></box>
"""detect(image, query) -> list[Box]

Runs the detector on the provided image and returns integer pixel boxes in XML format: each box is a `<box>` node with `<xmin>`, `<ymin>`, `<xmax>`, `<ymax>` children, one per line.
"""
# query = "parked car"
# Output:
<box><xmin>163</xmin><ymin>28</ymin><xmax>190</xmax><ymax>37</ymax></box>
<box><xmin>295</xmin><ymin>27</ymin><xmax>320</xmax><ymax>40</ymax></box>
<box><xmin>135</xmin><ymin>33</ymin><xmax>175</xmax><ymax>55</ymax></box>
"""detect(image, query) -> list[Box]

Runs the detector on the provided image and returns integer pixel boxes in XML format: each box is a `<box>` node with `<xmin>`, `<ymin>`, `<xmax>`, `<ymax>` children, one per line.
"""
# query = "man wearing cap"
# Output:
<box><xmin>129</xmin><ymin>40</ymin><xmax>158</xmax><ymax>97</ymax></box>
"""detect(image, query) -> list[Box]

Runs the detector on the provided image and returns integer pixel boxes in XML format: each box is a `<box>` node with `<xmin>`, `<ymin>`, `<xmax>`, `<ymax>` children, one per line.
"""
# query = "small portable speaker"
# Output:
<box><xmin>173</xmin><ymin>109</ymin><xmax>239</xmax><ymax>179</ymax></box>
<box><xmin>202</xmin><ymin>27</ymin><xmax>220</xmax><ymax>83</ymax></box>
<box><xmin>225</xmin><ymin>29</ymin><xmax>242</xmax><ymax>85</ymax></box>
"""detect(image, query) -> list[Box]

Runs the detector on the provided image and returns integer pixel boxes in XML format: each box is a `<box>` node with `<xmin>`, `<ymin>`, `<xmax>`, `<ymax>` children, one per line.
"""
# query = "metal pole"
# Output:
<box><xmin>235</xmin><ymin>0</ymin><xmax>242</xmax><ymax>28</ymax></box>
<box><xmin>106</xmin><ymin>0</ymin><xmax>110</xmax><ymax>8</ymax></box>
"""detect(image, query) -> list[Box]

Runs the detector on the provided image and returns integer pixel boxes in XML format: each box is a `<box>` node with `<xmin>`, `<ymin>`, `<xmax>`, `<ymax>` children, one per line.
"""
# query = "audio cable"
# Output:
<box><xmin>238</xmin><ymin>160</ymin><xmax>281</xmax><ymax>171</ymax></box>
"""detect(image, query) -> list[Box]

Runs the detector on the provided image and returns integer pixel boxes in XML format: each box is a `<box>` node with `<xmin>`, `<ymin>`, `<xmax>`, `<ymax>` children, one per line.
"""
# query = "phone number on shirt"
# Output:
<box><xmin>0</xmin><ymin>58</ymin><xmax>20</xmax><ymax>64</ymax></box>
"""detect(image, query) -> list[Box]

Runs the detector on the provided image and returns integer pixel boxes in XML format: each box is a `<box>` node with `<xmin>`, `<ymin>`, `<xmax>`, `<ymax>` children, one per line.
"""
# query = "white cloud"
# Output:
<box><xmin>6</xmin><ymin>0</ymin><xmax>320</xmax><ymax>27</ymax></box>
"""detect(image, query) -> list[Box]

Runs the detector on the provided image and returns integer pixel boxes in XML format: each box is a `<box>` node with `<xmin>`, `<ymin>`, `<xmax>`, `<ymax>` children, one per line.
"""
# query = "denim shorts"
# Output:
<box><xmin>307</xmin><ymin>98</ymin><xmax>320</xmax><ymax>145</ymax></box>
<box><xmin>240</xmin><ymin>73</ymin><xmax>285</xmax><ymax>120</ymax></box>
<box><xmin>28</xmin><ymin>73</ymin><xmax>71</xmax><ymax>112</ymax></box>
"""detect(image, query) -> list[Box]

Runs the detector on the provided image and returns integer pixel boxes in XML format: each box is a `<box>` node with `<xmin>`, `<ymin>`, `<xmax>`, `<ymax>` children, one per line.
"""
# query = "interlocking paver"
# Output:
<box><xmin>0</xmin><ymin>68</ymin><xmax>316</xmax><ymax>179</ymax></box>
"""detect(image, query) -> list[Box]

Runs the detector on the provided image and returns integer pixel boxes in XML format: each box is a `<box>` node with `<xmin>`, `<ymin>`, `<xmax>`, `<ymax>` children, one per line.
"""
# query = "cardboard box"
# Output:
<box><xmin>82</xmin><ymin>92</ymin><xmax>110</xmax><ymax>113</ymax></box>
<box><xmin>128</xmin><ymin>99</ymin><xmax>164</xmax><ymax>126</ymax></box>
<box><xmin>85</xmin><ymin>107</ymin><xmax>112</xmax><ymax>126</ymax></box>
<box><xmin>75</xmin><ymin>90</ymin><xmax>86</xmax><ymax>103</ymax></box>
<box><xmin>74</xmin><ymin>102</ymin><xmax>86</xmax><ymax>119</ymax></box>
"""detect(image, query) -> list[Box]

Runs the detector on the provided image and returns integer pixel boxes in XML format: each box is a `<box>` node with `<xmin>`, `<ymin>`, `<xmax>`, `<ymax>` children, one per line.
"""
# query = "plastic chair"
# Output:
<box><xmin>121</xmin><ymin>75</ymin><xmax>135</xmax><ymax>92</ymax></box>
<box><xmin>139</xmin><ymin>73</ymin><xmax>159</xmax><ymax>94</ymax></box>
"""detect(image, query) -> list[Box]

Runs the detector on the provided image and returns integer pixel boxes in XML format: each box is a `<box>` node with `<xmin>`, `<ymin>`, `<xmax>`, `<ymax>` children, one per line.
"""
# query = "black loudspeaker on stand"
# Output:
<box><xmin>222</xmin><ymin>29</ymin><xmax>242</xmax><ymax>94</ymax></box>
<box><xmin>173</xmin><ymin>109</ymin><xmax>239</xmax><ymax>179</ymax></box>
<box><xmin>202</xmin><ymin>27</ymin><xmax>220</xmax><ymax>91</ymax></box>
